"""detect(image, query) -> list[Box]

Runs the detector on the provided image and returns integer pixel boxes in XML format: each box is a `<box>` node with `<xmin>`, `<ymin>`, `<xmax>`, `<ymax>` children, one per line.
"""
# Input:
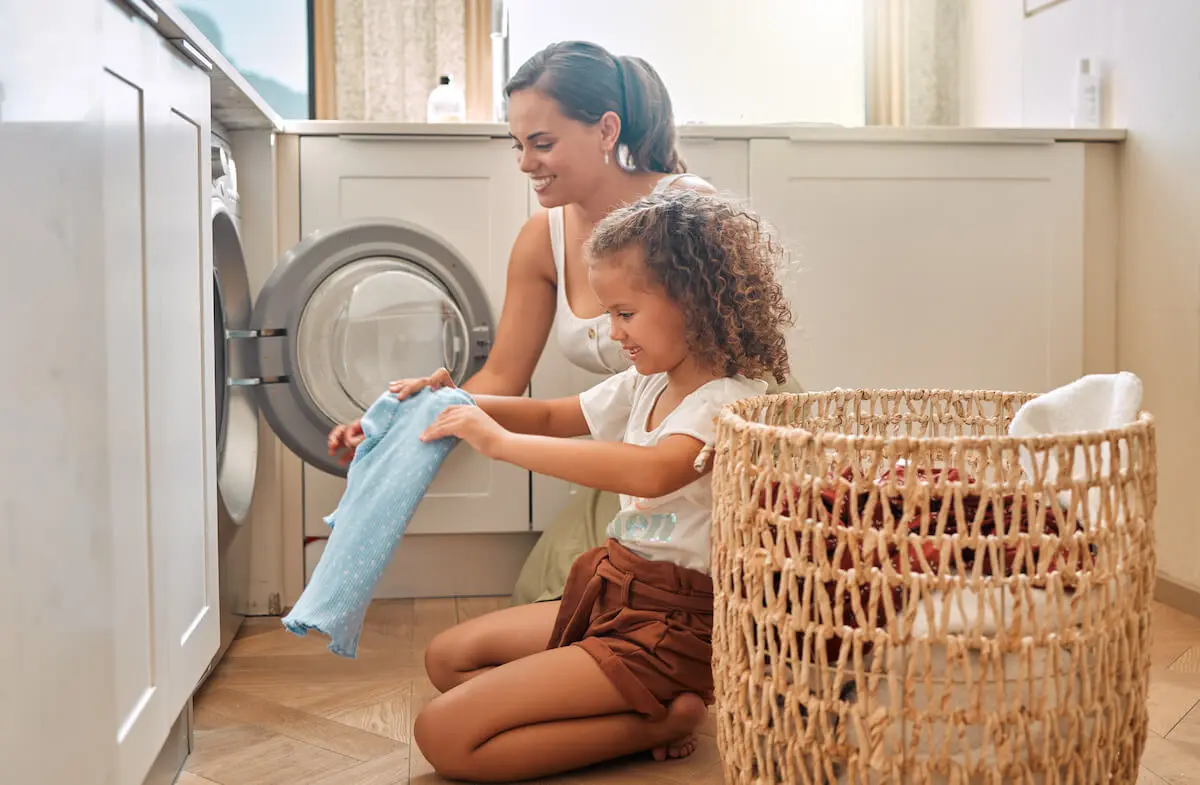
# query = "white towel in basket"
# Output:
<box><xmin>1009</xmin><ymin>371</ymin><xmax>1142</xmax><ymax>442</ymax></box>
<box><xmin>1009</xmin><ymin>371</ymin><xmax>1143</xmax><ymax>521</ymax></box>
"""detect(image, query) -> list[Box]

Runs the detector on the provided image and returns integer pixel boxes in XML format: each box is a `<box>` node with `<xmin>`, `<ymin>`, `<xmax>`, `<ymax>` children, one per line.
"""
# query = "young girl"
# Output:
<box><xmin>403</xmin><ymin>189</ymin><xmax>793</xmax><ymax>783</ymax></box>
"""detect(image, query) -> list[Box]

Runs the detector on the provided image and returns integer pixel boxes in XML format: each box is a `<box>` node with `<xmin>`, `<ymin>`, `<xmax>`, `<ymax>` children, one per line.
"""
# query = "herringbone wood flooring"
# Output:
<box><xmin>185</xmin><ymin>598</ymin><xmax>1200</xmax><ymax>784</ymax></box>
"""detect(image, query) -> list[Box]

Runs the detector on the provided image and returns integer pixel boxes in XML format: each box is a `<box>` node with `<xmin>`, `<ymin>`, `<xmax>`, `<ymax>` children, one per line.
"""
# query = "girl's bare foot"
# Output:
<box><xmin>650</xmin><ymin>693</ymin><xmax>708</xmax><ymax>761</ymax></box>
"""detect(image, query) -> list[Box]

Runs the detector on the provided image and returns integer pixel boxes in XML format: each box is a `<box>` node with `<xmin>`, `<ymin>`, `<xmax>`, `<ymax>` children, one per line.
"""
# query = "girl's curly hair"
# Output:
<box><xmin>585</xmin><ymin>189</ymin><xmax>794</xmax><ymax>384</ymax></box>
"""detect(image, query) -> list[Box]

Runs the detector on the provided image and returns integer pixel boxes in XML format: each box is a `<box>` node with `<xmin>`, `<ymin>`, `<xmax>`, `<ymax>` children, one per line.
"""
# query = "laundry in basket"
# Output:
<box><xmin>709</xmin><ymin>375</ymin><xmax>1156</xmax><ymax>784</ymax></box>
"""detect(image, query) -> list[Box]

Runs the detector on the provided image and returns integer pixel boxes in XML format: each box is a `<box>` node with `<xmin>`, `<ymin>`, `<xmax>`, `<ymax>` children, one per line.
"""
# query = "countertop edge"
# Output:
<box><xmin>152</xmin><ymin>0</ymin><xmax>284</xmax><ymax>132</ymax></box>
<box><xmin>278</xmin><ymin>121</ymin><xmax>1128</xmax><ymax>143</ymax></box>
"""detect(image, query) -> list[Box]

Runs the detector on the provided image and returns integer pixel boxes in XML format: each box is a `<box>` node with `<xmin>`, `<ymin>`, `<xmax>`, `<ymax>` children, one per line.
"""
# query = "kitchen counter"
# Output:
<box><xmin>281</xmin><ymin>120</ymin><xmax>1127</xmax><ymax>143</ymax></box>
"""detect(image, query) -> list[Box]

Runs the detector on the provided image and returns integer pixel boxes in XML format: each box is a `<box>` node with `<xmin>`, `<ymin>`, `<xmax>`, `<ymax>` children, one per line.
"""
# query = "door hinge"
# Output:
<box><xmin>226</xmin><ymin>328</ymin><xmax>291</xmax><ymax>386</ymax></box>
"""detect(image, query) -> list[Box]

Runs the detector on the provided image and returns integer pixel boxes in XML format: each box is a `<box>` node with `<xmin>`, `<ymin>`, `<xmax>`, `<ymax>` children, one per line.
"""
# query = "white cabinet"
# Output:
<box><xmin>746</xmin><ymin>138</ymin><xmax>1117</xmax><ymax>394</ymax></box>
<box><xmin>677</xmin><ymin>138</ymin><xmax>749</xmax><ymax>196</ymax></box>
<box><xmin>101</xmin><ymin>2</ymin><xmax>217</xmax><ymax>782</ymax></box>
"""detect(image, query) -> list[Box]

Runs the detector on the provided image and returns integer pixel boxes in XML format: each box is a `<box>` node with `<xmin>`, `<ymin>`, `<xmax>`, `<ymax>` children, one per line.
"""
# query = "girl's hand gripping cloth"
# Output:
<box><xmin>281</xmin><ymin>386</ymin><xmax>474</xmax><ymax>657</ymax></box>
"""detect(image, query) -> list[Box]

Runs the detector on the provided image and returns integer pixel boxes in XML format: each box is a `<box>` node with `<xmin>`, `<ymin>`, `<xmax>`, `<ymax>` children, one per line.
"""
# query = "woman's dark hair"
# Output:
<box><xmin>505</xmin><ymin>41</ymin><xmax>686</xmax><ymax>175</ymax></box>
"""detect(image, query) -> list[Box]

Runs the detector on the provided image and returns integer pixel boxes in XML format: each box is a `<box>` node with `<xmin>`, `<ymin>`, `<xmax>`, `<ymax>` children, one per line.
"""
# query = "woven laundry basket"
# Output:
<box><xmin>710</xmin><ymin>389</ymin><xmax>1157</xmax><ymax>785</ymax></box>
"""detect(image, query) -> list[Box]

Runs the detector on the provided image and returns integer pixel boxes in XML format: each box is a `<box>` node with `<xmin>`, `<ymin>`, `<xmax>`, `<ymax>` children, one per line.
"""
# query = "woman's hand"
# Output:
<box><xmin>389</xmin><ymin>367</ymin><xmax>456</xmax><ymax>400</ymax></box>
<box><xmin>328</xmin><ymin>420</ymin><xmax>365</xmax><ymax>466</ymax></box>
<box><xmin>420</xmin><ymin>406</ymin><xmax>509</xmax><ymax>459</ymax></box>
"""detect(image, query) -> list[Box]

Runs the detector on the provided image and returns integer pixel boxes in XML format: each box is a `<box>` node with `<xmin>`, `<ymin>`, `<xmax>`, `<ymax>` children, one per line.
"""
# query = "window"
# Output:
<box><xmin>178</xmin><ymin>0</ymin><xmax>313</xmax><ymax>120</ymax></box>
<box><xmin>503</xmin><ymin>0</ymin><xmax>867</xmax><ymax>126</ymax></box>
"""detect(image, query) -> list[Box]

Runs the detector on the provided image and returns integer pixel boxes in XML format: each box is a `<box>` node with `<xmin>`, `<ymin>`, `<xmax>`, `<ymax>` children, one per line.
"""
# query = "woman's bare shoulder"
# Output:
<box><xmin>509</xmin><ymin>209</ymin><xmax>556</xmax><ymax>282</ymax></box>
<box><xmin>665</xmin><ymin>173</ymin><xmax>719</xmax><ymax>195</ymax></box>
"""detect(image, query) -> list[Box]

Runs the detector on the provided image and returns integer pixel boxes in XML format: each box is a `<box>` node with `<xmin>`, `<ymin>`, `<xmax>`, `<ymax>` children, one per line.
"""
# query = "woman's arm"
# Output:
<box><xmin>460</xmin><ymin>212</ymin><xmax>558</xmax><ymax>397</ymax></box>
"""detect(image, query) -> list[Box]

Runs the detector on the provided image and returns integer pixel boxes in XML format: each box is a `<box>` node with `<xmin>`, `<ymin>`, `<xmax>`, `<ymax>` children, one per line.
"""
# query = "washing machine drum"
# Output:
<box><xmin>294</xmin><ymin>260</ymin><xmax>472</xmax><ymax>425</ymax></box>
<box><xmin>246</xmin><ymin>219</ymin><xmax>493</xmax><ymax>477</ymax></box>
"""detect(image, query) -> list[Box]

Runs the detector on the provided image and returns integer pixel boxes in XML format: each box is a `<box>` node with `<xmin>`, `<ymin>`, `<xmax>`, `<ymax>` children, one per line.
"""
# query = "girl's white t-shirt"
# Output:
<box><xmin>577</xmin><ymin>366</ymin><xmax>768</xmax><ymax>574</ymax></box>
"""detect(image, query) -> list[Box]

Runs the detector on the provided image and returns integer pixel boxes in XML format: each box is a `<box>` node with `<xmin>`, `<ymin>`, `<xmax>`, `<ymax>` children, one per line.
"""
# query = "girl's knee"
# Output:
<box><xmin>423</xmin><ymin>629</ymin><xmax>459</xmax><ymax>692</ymax></box>
<box><xmin>414</xmin><ymin>699</ymin><xmax>475</xmax><ymax>781</ymax></box>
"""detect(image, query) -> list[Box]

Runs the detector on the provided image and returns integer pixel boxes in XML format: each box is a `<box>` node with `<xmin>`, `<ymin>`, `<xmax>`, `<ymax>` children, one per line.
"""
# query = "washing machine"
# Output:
<box><xmin>208</xmin><ymin>127</ymin><xmax>257</xmax><ymax>671</ymax></box>
<box><xmin>214</xmin><ymin>128</ymin><xmax>538</xmax><ymax>610</ymax></box>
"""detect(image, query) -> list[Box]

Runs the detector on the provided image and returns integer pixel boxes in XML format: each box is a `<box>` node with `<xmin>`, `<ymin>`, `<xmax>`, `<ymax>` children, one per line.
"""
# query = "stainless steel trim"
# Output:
<box><xmin>227</xmin><ymin>328</ymin><xmax>287</xmax><ymax>339</ymax></box>
<box><xmin>228</xmin><ymin>376</ymin><xmax>291</xmax><ymax>387</ymax></box>
<box><xmin>119</xmin><ymin>0</ymin><xmax>159</xmax><ymax>25</ymax></box>
<box><xmin>171</xmin><ymin>37</ymin><xmax>214</xmax><ymax>72</ymax></box>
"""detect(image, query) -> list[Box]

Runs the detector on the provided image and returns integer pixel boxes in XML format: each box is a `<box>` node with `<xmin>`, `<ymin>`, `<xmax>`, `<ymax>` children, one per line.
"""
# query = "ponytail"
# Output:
<box><xmin>505</xmin><ymin>41</ymin><xmax>686</xmax><ymax>175</ymax></box>
<box><xmin>614</xmin><ymin>55</ymin><xmax>684</xmax><ymax>174</ymax></box>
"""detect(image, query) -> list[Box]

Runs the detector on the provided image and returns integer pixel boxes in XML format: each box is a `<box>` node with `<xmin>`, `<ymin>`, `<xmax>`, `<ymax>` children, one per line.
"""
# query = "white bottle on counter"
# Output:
<box><xmin>1071</xmin><ymin>58</ymin><xmax>1101</xmax><ymax>129</ymax></box>
<box><xmin>427</xmin><ymin>75</ymin><xmax>465</xmax><ymax>123</ymax></box>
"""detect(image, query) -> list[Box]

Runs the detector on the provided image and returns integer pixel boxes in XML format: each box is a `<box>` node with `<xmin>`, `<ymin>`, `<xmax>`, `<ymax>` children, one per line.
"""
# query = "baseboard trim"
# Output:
<box><xmin>1155</xmin><ymin>574</ymin><xmax>1200</xmax><ymax>619</ymax></box>
<box><xmin>140</xmin><ymin>699</ymin><xmax>192</xmax><ymax>785</ymax></box>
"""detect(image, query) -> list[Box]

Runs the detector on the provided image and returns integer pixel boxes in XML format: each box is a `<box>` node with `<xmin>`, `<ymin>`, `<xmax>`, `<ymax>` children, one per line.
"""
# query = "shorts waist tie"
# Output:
<box><xmin>546</xmin><ymin>540</ymin><xmax>714</xmax><ymax>721</ymax></box>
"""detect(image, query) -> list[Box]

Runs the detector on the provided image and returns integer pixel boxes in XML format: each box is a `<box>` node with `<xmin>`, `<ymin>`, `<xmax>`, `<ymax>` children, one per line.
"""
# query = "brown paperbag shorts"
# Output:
<box><xmin>546</xmin><ymin>538</ymin><xmax>714</xmax><ymax>721</ymax></box>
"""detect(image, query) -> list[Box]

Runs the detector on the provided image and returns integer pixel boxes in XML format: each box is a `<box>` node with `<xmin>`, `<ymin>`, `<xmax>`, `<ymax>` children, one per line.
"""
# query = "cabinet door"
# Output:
<box><xmin>141</xmin><ymin>22</ymin><xmax>220</xmax><ymax>718</ymax></box>
<box><xmin>677</xmin><ymin>138</ymin><xmax>749</xmax><ymax>196</ymax></box>
<box><xmin>748</xmin><ymin>138</ymin><xmax>1086</xmax><ymax>394</ymax></box>
<box><xmin>298</xmin><ymin>135</ymin><xmax>532</xmax><ymax>535</ymax></box>
<box><xmin>1</xmin><ymin>5</ymin><xmax>119</xmax><ymax>784</ymax></box>
<box><xmin>101</xmin><ymin>3</ymin><xmax>174</xmax><ymax>782</ymax></box>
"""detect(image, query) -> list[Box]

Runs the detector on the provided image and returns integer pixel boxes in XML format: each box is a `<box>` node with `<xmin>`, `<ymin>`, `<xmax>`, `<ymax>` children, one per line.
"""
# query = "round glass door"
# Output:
<box><xmin>295</xmin><ymin>259</ymin><xmax>471</xmax><ymax>426</ymax></box>
<box><xmin>250</xmin><ymin>218</ymin><xmax>494</xmax><ymax>477</ymax></box>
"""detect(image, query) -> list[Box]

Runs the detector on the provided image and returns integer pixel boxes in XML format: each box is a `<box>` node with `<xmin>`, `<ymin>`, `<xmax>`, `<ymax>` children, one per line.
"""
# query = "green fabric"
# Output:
<box><xmin>510</xmin><ymin>486</ymin><xmax>621</xmax><ymax>605</ymax></box>
<box><xmin>509</xmin><ymin>373</ymin><xmax>803</xmax><ymax>606</ymax></box>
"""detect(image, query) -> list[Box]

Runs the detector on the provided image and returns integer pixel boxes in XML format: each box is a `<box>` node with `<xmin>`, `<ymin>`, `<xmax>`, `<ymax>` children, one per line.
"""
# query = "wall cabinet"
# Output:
<box><xmin>102</xmin><ymin>1</ymin><xmax>218</xmax><ymax>782</ymax></box>
<box><xmin>747</xmin><ymin>137</ymin><xmax>1116</xmax><ymax>394</ymax></box>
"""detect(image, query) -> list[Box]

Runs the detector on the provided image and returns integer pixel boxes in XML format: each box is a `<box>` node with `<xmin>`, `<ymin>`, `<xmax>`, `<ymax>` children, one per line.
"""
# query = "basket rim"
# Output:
<box><xmin>716</xmin><ymin>389</ymin><xmax>1156</xmax><ymax>450</ymax></box>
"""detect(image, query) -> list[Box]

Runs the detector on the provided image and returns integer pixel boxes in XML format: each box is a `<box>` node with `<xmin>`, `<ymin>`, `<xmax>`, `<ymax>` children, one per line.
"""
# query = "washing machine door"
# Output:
<box><xmin>244</xmin><ymin>218</ymin><xmax>493</xmax><ymax>477</ymax></box>
<box><xmin>212</xmin><ymin>196</ymin><xmax>259</xmax><ymax>524</ymax></box>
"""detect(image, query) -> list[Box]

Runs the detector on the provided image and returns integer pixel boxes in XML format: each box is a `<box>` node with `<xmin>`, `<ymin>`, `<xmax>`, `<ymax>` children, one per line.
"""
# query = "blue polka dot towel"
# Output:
<box><xmin>281</xmin><ymin>386</ymin><xmax>473</xmax><ymax>657</ymax></box>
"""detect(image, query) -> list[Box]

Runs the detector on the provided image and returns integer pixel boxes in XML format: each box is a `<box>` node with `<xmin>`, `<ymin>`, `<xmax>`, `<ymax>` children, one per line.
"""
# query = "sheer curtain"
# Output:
<box><xmin>865</xmin><ymin>0</ymin><xmax>964</xmax><ymax>126</ymax></box>
<box><xmin>333</xmin><ymin>0</ymin><xmax>466</xmax><ymax>122</ymax></box>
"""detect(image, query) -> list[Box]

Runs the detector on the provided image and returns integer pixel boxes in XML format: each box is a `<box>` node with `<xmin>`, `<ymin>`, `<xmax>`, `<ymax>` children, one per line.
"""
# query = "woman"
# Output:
<box><xmin>328</xmin><ymin>40</ymin><xmax>800</xmax><ymax>605</ymax></box>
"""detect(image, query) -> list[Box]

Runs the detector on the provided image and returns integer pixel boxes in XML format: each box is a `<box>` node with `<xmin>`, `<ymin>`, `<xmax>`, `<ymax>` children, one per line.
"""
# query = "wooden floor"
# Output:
<box><xmin>184</xmin><ymin>598</ymin><xmax>1200</xmax><ymax>784</ymax></box>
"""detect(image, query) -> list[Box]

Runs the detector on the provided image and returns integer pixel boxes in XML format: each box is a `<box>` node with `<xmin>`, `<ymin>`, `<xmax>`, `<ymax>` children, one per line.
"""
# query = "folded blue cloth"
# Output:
<box><xmin>282</xmin><ymin>386</ymin><xmax>474</xmax><ymax>657</ymax></box>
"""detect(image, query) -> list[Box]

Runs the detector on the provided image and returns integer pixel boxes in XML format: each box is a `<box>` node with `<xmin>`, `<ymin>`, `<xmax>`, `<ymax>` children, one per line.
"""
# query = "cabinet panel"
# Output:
<box><xmin>677</xmin><ymin>138</ymin><xmax>749</xmax><ymax>196</ymax></box>
<box><xmin>2</xmin><ymin>4</ymin><xmax>118</xmax><ymax>783</ymax></box>
<box><xmin>101</xmin><ymin>2</ymin><xmax>171</xmax><ymax>781</ymax></box>
<box><xmin>748</xmin><ymin>139</ymin><xmax>1087</xmax><ymax>395</ymax></box>
<box><xmin>142</xmin><ymin>30</ymin><xmax>219</xmax><ymax>715</ymax></box>
<box><xmin>298</xmin><ymin>136</ymin><xmax>531</xmax><ymax>537</ymax></box>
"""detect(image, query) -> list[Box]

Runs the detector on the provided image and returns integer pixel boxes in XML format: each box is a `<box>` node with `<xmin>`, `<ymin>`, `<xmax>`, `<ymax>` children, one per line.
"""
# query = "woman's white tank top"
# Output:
<box><xmin>548</xmin><ymin>173</ymin><xmax>695</xmax><ymax>375</ymax></box>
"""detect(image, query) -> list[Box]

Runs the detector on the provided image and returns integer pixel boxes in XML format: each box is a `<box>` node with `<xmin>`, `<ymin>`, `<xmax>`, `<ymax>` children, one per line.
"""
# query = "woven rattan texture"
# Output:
<box><xmin>711</xmin><ymin>389</ymin><xmax>1157</xmax><ymax>784</ymax></box>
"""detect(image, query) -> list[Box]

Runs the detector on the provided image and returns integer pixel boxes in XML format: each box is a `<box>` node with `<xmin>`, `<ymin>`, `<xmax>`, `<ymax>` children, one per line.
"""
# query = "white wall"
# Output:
<box><xmin>505</xmin><ymin>0</ymin><xmax>865</xmax><ymax>126</ymax></box>
<box><xmin>962</xmin><ymin>0</ymin><xmax>1200</xmax><ymax>592</ymax></box>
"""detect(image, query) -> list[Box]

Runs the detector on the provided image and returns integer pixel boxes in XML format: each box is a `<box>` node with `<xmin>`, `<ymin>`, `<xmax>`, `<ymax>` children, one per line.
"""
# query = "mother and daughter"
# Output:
<box><xmin>328</xmin><ymin>40</ymin><xmax>798</xmax><ymax>782</ymax></box>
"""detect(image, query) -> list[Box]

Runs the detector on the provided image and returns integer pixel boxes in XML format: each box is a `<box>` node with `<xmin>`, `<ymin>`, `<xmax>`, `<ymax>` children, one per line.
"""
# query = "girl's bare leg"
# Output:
<box><xmin>413</xmin><ymin>644</ymin><xmax>708</xmax><ymax>783</ymax></box>
<box><xmin>423</xmin><ymin>600</ymin><xmax>561</xmax><ymax>693</ymax></box>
